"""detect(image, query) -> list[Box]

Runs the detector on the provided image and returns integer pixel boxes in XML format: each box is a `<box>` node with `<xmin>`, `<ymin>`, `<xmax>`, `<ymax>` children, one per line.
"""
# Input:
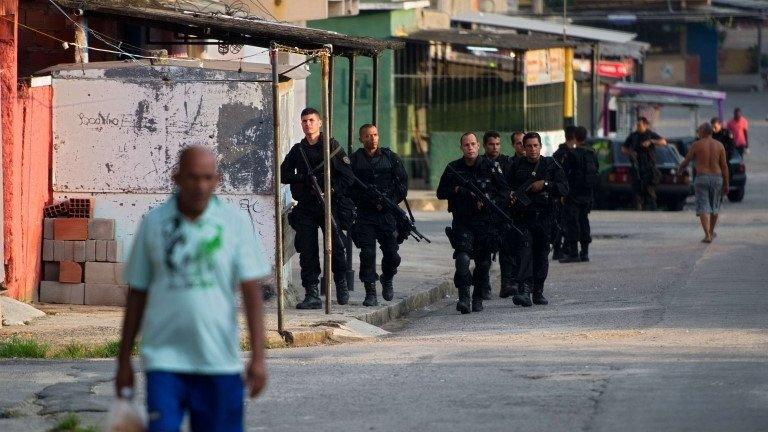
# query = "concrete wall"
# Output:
<box><xmin>50</xmin><ymin>64</ymin><xmax>296</xmax><ymax>273</ymax></box>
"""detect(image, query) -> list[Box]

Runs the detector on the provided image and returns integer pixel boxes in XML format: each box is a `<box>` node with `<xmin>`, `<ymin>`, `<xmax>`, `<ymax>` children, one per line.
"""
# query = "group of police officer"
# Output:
<box><xmin>281</xmin><ymin>107</ymin><xmax>599</xmax><ymax>315</ymax></box>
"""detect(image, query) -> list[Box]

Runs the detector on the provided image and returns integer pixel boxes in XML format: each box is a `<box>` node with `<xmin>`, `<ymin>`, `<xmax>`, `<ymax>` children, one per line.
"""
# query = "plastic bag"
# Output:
<box><xmin>104</xmin><ymin>388</ymin><xmax>145</xmax><ymax>432</ymax></box>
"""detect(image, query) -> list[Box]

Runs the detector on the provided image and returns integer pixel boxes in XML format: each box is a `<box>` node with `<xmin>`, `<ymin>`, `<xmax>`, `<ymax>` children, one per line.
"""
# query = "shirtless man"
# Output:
<box><xmin>679</xmin><ymin>123</ymin><xmax>729</xmax><ymax>243</ymax></box>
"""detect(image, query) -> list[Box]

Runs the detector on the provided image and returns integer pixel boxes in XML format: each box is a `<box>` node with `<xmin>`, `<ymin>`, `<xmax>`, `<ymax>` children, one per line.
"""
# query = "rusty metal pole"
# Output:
<box><xmin>321</xmin><ymin>47</ymin><xmax>333</xmax><ymax>314</ymax></box>
<box><xmin>270</xmin><ymin>43</ymin><xmax>285</xmax><ymax>334</ymax></box>
<box><xmin>372</xmin><ymin>55</ymin><xmax>379</xmax><ymax>125</ymax></box>
<box><xmin>345</xmin><ymin>54</ymin><xmax>356</xmax><ymax>292</ymax></box>
<box><xmin>74</xmin><ymin>15</ymin><xmax>89</xmax><ymax>64</ymax></box>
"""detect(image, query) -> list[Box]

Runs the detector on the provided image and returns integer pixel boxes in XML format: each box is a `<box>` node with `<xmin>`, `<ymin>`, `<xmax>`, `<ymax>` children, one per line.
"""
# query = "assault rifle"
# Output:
<box><xmin>298</xmin><ymin>147</ymin><xmax>346</xmax><ymax>253</ymax></box>
<box><xmin>353</xmin><ymin>176</ymin><xmax>431</xmax><ymax>243</ymax></box>
<box><xmin>445</xmin><ymin>164</ymin><xmax>523</xmax><ymax>237</ymax></box>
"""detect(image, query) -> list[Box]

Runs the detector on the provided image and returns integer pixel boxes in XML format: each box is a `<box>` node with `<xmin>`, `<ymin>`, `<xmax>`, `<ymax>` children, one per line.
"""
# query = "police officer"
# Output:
<box><xmin>622</xmin><ymin>117</ymin><xmax>668</xmax><ymax>210</ymax></box>
<box><xmin>551</xmin><ymin>126</ymin><xmax>577</xmax><ymax>260</ymax></box>
<box><xmin>281</xmin><ymin>108</ymin><xmax>355</xmax><ymax>309</ymax></box>
<box><xmin>349</xmin><ymin>124</ymin><xmax>408</xmax><ymax>307</ymax></box>
<box><xmin>437</xmin><ymin>132</ymin><xmax>502</xmax><ymax>314</ymax></box>
<box><xmin>481</xmin><ymin>131</ymin><xmax>513</xmax><ymax>300</ymax></box>
<box><xmin>711</xmin><ymin>117</ymin><xmax>735</xmax><ymax>160</ymax></box>
<box><xmin>506</xmin><ymin>132</ymin><xmax>568</xmax><ymax>307</ymax></box>
<box><xmin>559</xmin><ymin>126</ymin><xmax>599</xmax><ymax>263</ymax></box>
<box><xmin>511</xmin><ymin>131</ymin><xmax>526</xmax><ymax>162</ymax></box>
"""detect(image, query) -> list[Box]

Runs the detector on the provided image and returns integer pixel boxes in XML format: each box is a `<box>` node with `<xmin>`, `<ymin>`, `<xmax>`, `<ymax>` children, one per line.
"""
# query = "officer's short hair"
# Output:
<box><xmin>637</xmin><ymin>116</ymin><xmax>649</xmax><ymax>125</ymax></box>
<box><xmin>482</xmin><ymin>130</ymin><xmax>501</xmax><ymax>145</ymax></box>
<box><xmin>575</xmin><ymin>126</ymin><xmax>588</xmax><ymax>142</ymax></box>
<box><xmin>359</xmin><ymin>123</ymin><xmax>376</xmax><ymax>135</ymax></box>
<box><xmin>564</xmin><ymin>125</ymin><xmax>577</xmax><ymax>140</ymax></box>
<box><xmin>523</xmin><ymin>132</ymin><xmax>541</xmax><ymax>145</ymax></box>
<box><xmin>459</xmin><ymin>132</ymin><xmax>477</xmax><ymax>144</ymax></box>
<box><xmin>710</xmin><ymin>117</ymin><xmax>721</xmax><ymax>125</ymax></box>
<box><xmin>511</xmin><ymin>131</ymin><xmax>525</xmax><ymax>142</ymax></box>
<box><xmin>301</xmin><ymin>107</ymin><xmax>321</xmax><ymax>118</ymax></box>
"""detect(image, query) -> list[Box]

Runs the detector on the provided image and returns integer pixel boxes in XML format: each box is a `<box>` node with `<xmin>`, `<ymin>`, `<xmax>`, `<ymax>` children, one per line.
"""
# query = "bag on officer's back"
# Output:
<box><xmin>104</xmin><ymin>388</ymin><xmax>144</xmax><ymax>432</ymax></box>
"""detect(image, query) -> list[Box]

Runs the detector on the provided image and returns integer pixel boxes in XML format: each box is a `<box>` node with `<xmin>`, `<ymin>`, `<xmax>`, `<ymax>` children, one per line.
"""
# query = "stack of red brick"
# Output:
<box><xmin>40</xmin><ymin>199</ymin><xmax>127</xmax><ymax>306</ymax></box>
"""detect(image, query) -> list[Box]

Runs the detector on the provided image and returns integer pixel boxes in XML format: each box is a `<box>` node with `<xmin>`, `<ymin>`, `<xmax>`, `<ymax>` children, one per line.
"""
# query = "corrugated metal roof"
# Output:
<box><xmin>712</xmin><ymin>0</ymin><xmax>768</xmax><ymax>12</ymax></box>
<box><xmin>402</xmin><ymin>28</ymin><xmax>575</xmax><ymax>51</ymax></box>
<box><xmin>452</xmin><ymin>11</ymin><xmax>639</xmax><ymax>44</ymax></box>
<box><xmin>54</xmin><ymin>0</ymin><xmax>403</xmax><ymax>56</ymax></box>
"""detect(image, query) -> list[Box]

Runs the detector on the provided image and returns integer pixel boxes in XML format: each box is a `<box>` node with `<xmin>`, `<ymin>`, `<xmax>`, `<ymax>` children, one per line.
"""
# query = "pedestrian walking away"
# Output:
<box><xmin>679</xmin><ymin>123</ymin><xmax>729</xmax><ymax>243</ymax></box>
<box><xmin>437</xmin><ymin>132</ymin><xmax>505</xmax><ymax>314</ymax></box>
<box><xmin>551</xmin><ymin>125</ymin><xmax>578</xmax><ymax>260</ymax></box>
<box><xmin>116</xmin><ymin>146</ymin><xmax>270</xmax><ymax>432</ymax></box>
<box><xmin>280</xmin><ymin>108</ymin><xmax>356</xmax><ymax>309</ymax></box>
<box><xmin>349</xmin><ymin>124</ymin><xmax>408</xmax><ymax>307</ymax></box>
<box><xmin>506</xmin><ymin>132</ymin><xmax>568</xmax><ymax>307</ymax></box>
<box><xmin>558</xmin><ymin>126</ymin><xmax>599</xmax><ymax>263</ymax></box>
<box><xmin>726</xmin><ymin>108</ymin><xmax>749</xmax><ymax>156</ymax></box>
<box><xmin>482</xmin><ymin>130</ymin><xmax>513</xmax><ymax>300</ymax></box>
<box><xmin>622</xmin><ymin>117</ymin><xmax>668</xmax><ymax>211</ymax></box>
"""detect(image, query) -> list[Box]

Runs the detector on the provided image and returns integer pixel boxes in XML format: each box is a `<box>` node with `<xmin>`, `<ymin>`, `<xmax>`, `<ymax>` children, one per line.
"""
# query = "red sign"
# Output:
<box><xmin>597</xmin><ymin>61</ymin><xmax>631</xmax><ymax>78</ymax></box>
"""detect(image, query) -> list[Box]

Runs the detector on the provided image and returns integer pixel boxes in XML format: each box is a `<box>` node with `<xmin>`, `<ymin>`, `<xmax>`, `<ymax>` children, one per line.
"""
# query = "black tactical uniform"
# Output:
<box><xmin>557</xmin><ymin>145</ymin><xmax>599</xmax><ymax>262</ymax></box>
<box><xmin>713</xmin><ymin>128</ymin><xmax>735</xmax><ymax>160</ymax></box>
<box><xmin>550</xmin><ymin>143</ymin><xmax>569</xmax><ymax>260</ymax></box>
<box><xmin>437</xmin><ymin>157</ymin><xmax>503</xmax><ymax>314</ymax></box>
<box><xmin>622</xmin><ymin>130</ymin><xmax>663</xmax><ymax>210</ymax></box>
<box><xmin>349</xmin><ymin>147</ymin><xmax>408</xmax><ymax>307</ymax></box>
<box><xmin>482</xmin><ymin>153</ymin><xmax>515</xmax><ymax>300</ymax></box>
<box><xmin>505</xmin><ymin>156</ymin><xmax>568</xmax><ymax>306</ymax></box>
<box><xmin>281</xmin><ymin>134</ymin><xmax>355</xmax><ymax>309</ymax></box>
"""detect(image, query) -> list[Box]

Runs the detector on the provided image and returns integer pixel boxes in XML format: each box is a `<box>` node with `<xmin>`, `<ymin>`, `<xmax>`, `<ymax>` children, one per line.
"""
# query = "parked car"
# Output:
<box><xmin>669</xmin><ymin>136</ymin><xmax>747</xmax><ymax>202</ymax></box>
<box><xmin>586</xmin><ymin>138</ymin><xmax>693</xmax><ymax>211</ymax></box>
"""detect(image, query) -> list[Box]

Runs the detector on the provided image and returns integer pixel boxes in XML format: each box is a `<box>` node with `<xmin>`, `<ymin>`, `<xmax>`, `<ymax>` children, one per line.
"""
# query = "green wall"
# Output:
<box><xmin>307</xmin><ymin>10</ymin><xmax>416</xmax><ymax>154</ymax></box>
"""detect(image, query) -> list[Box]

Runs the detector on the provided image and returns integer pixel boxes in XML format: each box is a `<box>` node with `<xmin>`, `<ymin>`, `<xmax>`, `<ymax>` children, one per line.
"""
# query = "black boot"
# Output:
<box><xmin>472</xmin><ymin>297</ymin><xmax>484</xmax><ymax>312</ymax></box>
<box><xmin>335</xmin><ymin>278</ymin><xmax>349</xmax><ymax>305</ymax></box>
<box><xmin>532</xmin><ymin>281</ymin><xmax>548</xmax><ymax>305</ymax></box>
<box><xmin>381</xmin><ymin>278</ymin><xmax>394</xmax><ymax>302</ymax></box>
<box><xmin>500</xmin><ymin>281</ymin><xmax>518</xmax><ymax>298</ymax></box>
<box><xmin>579</xmin><ymin>242</ymin><xmax>590</xmax><ymax>262</ymax></box>
<box><xmin>472</xmin><ymin>287</ymin><xmax>484</xmax><ymax>312</ymax></box>
<box><xmin>512</xmin><ymin>282</ymin><xmax>533</xmax><ymax>307</ymax></box>
<box><xmin>456</xmin><ymin>286</ymin><xmax>471</xmax><ymax>314</ymax></box>
<box><xmin>362</xmin><ymin>282</ymin><xmax>378</xmax><ymax>307</ymax></box>
<box><xmin>296</xmin><ymin>285</ymin><xmax>322</xmax><ymax>310</ymax></box>
<box><xmin>558</xmin><ymin>242</ymin><xmax>581</xmax><ymax>263</ymax></box>
<box><xmin>552</xmin><ymin>240</ymin><xmax>563</xmax><ymax>261</ymax></box>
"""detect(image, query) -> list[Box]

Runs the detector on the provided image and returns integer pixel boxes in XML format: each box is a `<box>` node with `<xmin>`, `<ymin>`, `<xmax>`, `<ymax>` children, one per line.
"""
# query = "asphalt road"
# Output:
<box><xmin>1</xmin><ymin>95</ymin><xmax>767</xmax><ymax>431</ymax></box>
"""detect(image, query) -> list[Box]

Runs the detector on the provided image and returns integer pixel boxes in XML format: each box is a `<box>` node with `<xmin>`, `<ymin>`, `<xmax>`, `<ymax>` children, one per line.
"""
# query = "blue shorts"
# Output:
<box><xmin>146</xmin><ymin>371</ymin><xmax>244</xmax><ymax>432</ymax></box>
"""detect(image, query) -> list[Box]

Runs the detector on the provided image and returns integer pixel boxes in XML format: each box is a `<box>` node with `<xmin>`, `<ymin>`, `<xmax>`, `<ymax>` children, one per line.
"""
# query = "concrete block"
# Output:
<box><xmin>42</xmin><ymin>240</ymin><xmax>55</xmax><ymax>261</ymax></box>
<box><xmin>43</xmin><ymin>218</ymin><xmax>55</xmax><ymax>239</ymax></box>
<box><xmin>88</xmin><ymin>218</ymin><xmax>115</xmax><ymax>240</ymax></box>
<box><xmin>53</xmin><ymin>218</ymin><xmax>89</xmax><ymax>240</ymax></box>
<box><xmin>84</xmin><ymin>284</ymin><xmax>128</xmax><ymax>306</ymax></box>
<box><xmin>43</xmin><ymin>262</ymin><xmax>59</xmax><ymax>281</ymax></box>
<box><xmin>53</xmin><ymin>240</ymin><xmax>73</xmax><ymax>261</ymax></box>
<box><xmin>72</xmin><ymin>241</ymin><xmax>86</xmax><ymax>262</ymax></box>
<box><xmin>39</xmin><ymin>281</ymin><xmax>84</xmax><ymax>304</ymax></box>
<box><xmin>85</xmin><ymin>240</ymin><xmax>97</xmax><ymax>262</ymax></box>
<box><xmin>107</xmin><ymin>240</ymin><xmax>123</xmax><ymax>262</ymax></box>
<box><xmin>85</xmin><ymin>262</ymin><xmax>124</xmax><ymax>285</ymax></box>
<box><xmin>95</xmin><ymin>240</ymin><xmax>107</xmax><ymax>262</ymax></box>
<box><xmin>59</xmin><ymin>260</ymin><xmax>83</xmax><ymax>283</ymax></box>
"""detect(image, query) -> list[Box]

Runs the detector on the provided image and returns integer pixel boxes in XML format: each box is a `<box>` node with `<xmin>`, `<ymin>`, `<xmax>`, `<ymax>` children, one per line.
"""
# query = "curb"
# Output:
<box><xmin>355</xmin><ymin>281</ymin><xmax>456</xmax><ymax>327</ymax></box>
<box><xmin>276</xmin><ymin>280</ymin><xmax>455</xmax><ymax>348</ymax></box>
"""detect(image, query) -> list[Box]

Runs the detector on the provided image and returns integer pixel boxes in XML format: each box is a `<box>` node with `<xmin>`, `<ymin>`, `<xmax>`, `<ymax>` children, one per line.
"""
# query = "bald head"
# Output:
<box><xmin>698</xmin><ymin>122</ymin><xmax>713</xmax><ymax>138</ymax></box>
<box><xmin>174</xmin><ymin>145</ymin><xmax>220</xmax><ymax>218</ymax></box>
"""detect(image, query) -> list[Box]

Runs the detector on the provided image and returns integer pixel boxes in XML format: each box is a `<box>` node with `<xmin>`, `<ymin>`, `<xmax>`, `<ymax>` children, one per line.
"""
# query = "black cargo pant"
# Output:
<box><xmin>351</xmin><ymin>212</ymin><xmax>401</xmax><ymax>284</ymax></box>
<box><xmin>516</xmin><ymin>215</ymin><xmax>552</xmax><ymax>295</ymax></box>
<box><xmin>449</xmin><ymin>221</ymin><xmax>493</xmax><ymax>300</ymax></box>
<box><xmin>563</xmin><ymin>199</ymin><xmax>592</xmax><ymax>245</ymax></box>
<box><xmin>498</xmin><ymin>247</ymin><xmax>518</xmax><ymax>288</ymax></box>
<box><xmin>632</xmin><ymin>174</ymin><xmax>658</xmax><ymax>210</ymax></box>
<box><xmin>288</xmin><ymin>205</ymin><xmax>348</xmax><ymax>288</ymax></box>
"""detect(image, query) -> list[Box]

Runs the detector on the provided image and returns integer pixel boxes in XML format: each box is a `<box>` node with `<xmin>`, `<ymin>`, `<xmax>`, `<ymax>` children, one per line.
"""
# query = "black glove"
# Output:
<box><xmin>455</xmin><ymin>186</ymin><xmax>475</xmax><ymax>198</ymax></box>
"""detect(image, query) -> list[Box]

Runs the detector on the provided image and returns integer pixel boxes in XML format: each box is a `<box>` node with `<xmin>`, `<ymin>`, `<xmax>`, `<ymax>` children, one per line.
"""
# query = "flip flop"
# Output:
<box><xmin>702</xmin><ymin>238</ymin><xmax>712</xmax><ymax>243</ymax></box>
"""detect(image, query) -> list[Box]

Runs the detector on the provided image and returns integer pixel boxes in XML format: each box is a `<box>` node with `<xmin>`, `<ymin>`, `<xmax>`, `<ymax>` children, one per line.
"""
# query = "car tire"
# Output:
<box><xmin>727</xmin><ymin>188</ymin><xmax>745</xmax><ymax>202</ymax></box>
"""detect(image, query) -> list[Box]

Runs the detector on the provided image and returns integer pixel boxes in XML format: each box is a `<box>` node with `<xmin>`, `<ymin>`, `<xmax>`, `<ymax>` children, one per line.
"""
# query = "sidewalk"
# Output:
<box><xmin>0</xmin><ymin>225</ymin><xmax>455</xmax><ymax>351</ymax></box>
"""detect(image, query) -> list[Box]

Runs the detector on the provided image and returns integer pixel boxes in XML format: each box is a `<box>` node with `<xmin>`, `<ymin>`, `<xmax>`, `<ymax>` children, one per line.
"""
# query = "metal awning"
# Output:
<box><xmin>452</xmin><ymin>11</ymin><xmax>639</xmax><ymax>44</ymax></box>
<box><xmin>54</xmin><ymin>0</ymin><xmax>403</xmax><ymax>56</ymax></box>
<box><xmin>402</xmin><ymin>28</ymin><xmax>575</xmax><ymax>51</ymax></box>
<box><xmin>610</xmin><ymin>82</ymin><xmax>727</xmax><ymax>101</ymax></box>
<box><xmin>574</xmin><ymin>41</ymin><xmax>648</xmax><ymax>60</ymax></box>
<box><xmin>712</xmin><ymin>0</ymin><xmax>768</xmax><ymax>12</ymax></box>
